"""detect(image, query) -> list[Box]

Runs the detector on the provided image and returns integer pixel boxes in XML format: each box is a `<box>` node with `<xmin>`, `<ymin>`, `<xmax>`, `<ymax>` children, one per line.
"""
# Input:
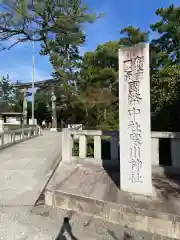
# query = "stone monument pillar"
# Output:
<box><xmin>51</xmin><ymin>86</ymin><xmax>57</xmax><ymax>131</ymax></box>
<box><xmin>23</xmin><ymin>88</ymin><xmax>28</xmax><ymax>125</ymax></box>
<box><xmin>119</xmin><ymin>43</ymin><xmax>152</xmax><ymax>195</ymax></box>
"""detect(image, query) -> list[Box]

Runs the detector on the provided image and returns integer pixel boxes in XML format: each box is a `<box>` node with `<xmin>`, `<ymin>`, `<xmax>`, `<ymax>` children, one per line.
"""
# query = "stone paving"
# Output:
<box><xmin>0</xmin><ymin>202</ymin><xmax>175</xmax><ymax>240</ymax></box>
<box><xmin>30</xmin><ymin>204</ymin><xmax>178</xmax><ymax>240</ymax></box>
<box><xmin>0</xmin><ymin>131</ymin><xmax>62</xmax><ymax>206</ymax></box>
<box><xmin>0</xmin><ymin>131</ymin><xmax>63</xmax><ymax>239</ymax></box>
<box><xmin>45</xmin><ymin>162</ymin><xmax>180</xmax><ymax>239</ymax></box>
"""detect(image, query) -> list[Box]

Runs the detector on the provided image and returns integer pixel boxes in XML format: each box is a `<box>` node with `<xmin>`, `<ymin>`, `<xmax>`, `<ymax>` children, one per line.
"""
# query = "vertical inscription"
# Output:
<box><xmin>124</xmin><ymin>56</ymin><xmax>144</xmax><ymax>184</ymax></box>
<box><xmin>119</xmin><ymin>44</ymin><xmax>152</xmax><ymax>195</ymax></box>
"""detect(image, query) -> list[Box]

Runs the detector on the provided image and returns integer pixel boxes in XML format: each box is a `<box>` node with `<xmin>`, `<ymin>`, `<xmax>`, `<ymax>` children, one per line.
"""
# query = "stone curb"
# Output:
<box><xmin>45</xmin><ymin>189</ymin><xmax>180</xmax><ymax>239</ymax></box>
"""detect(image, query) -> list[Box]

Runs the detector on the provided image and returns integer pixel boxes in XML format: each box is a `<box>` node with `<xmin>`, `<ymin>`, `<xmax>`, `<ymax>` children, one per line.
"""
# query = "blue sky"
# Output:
<box><xmin>0</xmin><ymin>0</ymin><xmax>179</xmax><ymax>83</ymax></box>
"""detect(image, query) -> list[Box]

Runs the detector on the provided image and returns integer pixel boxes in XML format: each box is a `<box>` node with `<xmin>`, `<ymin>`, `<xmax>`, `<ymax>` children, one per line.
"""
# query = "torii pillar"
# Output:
<box><xmin>51</xmin><ymin>86</ymin><xmax>57</xmax><ymax>131</ymax></box>
<box><xmin>23</xmin><ymin>88</ymin><xmax>28</xmax><ymax>125</ymax></box>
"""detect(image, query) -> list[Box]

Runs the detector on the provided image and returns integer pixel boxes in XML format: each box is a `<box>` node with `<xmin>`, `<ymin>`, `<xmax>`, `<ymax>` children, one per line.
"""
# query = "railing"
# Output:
<box><xmin>0</xmin><ymin>126</ymin><xmax>41</xmax><ymax>150</ymax></box>
<box><xmin>62</xmin><ymin>129</ymin><xmax>119</xmax><ymax>165</ymax></box>
<box><xmin>151</xmin><ymin>131</ymin><xmax>180</xmax><ymax>168</ymax></box>
<box><xmin>62</xmin><ymin>129</ymin><xmax>180</xmax><ymax>168</ymax></box>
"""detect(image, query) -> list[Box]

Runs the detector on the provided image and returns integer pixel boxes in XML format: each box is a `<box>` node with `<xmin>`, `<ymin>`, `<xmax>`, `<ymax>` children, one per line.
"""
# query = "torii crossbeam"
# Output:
<box><xmin>12</xmin><ymin>79</ymin><xmax>59</xmax><ymax>129</ymax></box>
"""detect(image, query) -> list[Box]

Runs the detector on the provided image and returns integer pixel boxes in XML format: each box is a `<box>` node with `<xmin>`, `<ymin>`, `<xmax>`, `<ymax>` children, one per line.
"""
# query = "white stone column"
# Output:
<box><xmin>79</xmin><ymin>135</ymin><xmax>87</xmax><ymax>158</ymax></box>
<box><xmin>151</xmin><ymin>137</ymin><xmax>159</xmax><ymax>166</ymax></box>
<box><xmin>62</xmin><ymin>129</ymin><xmax>73</xmax><ymax>163</ymax></box>
<box><xmin>0</xmin><ymin>115</ymin><xmax>4</xmax><ymax>133</ymax></box>
<box><xmin>94</xmin><ymin>135</ymin><xmax>102</xmax><ymax>162</ymax></box>
<box><xmin>51</xmin><ymin>86</ymin><xmax>57</xmax><ymax>131</ymax></box>
<box><xmin>119</xmin><ymin>43</ymin><xmax>152</xmax><ymax>195</ymax></box>
<box><xmin>23</xmin><ymin>89</ymin><xmax>28</xmax><ymax>125</ymax></box>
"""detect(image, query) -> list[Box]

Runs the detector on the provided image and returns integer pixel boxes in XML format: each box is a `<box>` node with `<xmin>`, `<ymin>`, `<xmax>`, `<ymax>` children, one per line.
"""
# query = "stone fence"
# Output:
<box><xmin>62</xmin><ymin>129</ymin><xmax>180</xmax><ymax>168</ymax></box>
<box><xmin>62</xmin><ymin>129</ymin><xmax>119</xmax><ymax>166</ymax></box>
<box><xmin>0</xmin><ymin>126</ymin><xmax>41</xmax><ymax>150</ymax></box>
<box><xmin>151</xmin><ymin>131</ymin><xmax>180</xmax><ymax>168</ymax></box>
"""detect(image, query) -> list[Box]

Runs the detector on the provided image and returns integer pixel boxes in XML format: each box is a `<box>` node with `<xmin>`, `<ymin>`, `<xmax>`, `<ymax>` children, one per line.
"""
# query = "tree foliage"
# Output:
<box><xmin>151</xmin><ymin>4</ymin><xmax>180</xmax><ymax>65</ymax></box>
<box><xmin>0</xmin><ymin>0</ymin><xmax>97</xmax><ymax>55</ymax></box>
<box><xmin>1</xmin><ymin>3</ymin><xmax>180</xmax><ymax>131</ymax></box>
<box><xmin>0</xmin><ymin>75</ymin><xmax>14</xmax><ymax>106</ymax></box>
<box><xmin>0</xmin><ymin>75</ymin><xmax>24</xmax><ymax>112</ymax></box>
<box><xmin>149</xmin><ymin>4</ymin><xmax>180</xmax><ymax>130</ymax></box>
<box><xmin>119</xmin><ymin>26</ymin><xmax>149</xmax><ymax>47</ymax></box>
<box><xmin>34</xmin><ymin>88</ymin><xmax>51</xmax><ymax>123</ymax></box>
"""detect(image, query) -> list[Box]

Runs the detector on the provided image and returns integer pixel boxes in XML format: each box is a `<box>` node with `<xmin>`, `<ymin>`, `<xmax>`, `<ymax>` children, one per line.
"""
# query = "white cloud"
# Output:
<box><xmin>0</xmin><ymin>65</ymin><xmax>52</xmax><ymax>83</ymax></box>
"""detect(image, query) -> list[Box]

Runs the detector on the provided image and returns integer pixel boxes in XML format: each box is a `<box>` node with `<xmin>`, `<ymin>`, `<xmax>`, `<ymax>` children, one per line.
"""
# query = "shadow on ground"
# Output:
<box><xmin>152</xmin><ymin>137</ymin><xmax>180</xmax><ymax>214</ymax></box>
<box><xmin>101</xmin><ymin>136</ymin><xmax>180</xmax><ymax>200</ymax></box>
<box><xmin>55</xmin><ymin>217</ymin><xmax>78</xmax><ymax>240</ymax></box>
<box><xmin>108</xmin><ymin>228</ymin><xmax>134</xmax><ymax>240</ymax></box>
<box><xmin>101</xmin><ymin>135</ymin><xmax>180</xmax><ymax>215</ymax></box>
<box><xmin>153</xmin><ymin>168</ymin><xmax>180</xmax><ymax>198</ymax></box>
<box><xmin>72</xmin><ymin>135</ymin><xmax>120</xmax><ymax>189</ymax></box>
<box><xmin>55</xmin><ymin>218</ymin><xmax>134</xmax><ymax>240</ymax></box>
<box><xmin>101</xmin><ymin>136</ymin><xmax>120</xmax><ymax>189</ymax></box>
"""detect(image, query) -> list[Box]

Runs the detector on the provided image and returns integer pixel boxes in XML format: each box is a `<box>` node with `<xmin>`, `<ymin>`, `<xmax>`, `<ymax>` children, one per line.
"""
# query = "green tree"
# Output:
<box><xmin>149</xmin><ymin>4</ymin><xmax>180</xmax><ymax>130</ymax></box>
<box><xmin>0</xmin><ymin>0</ymin><xmax>99</xmax><ymax>125</ymax></box>
<box><xmin>0</xmin><ymin>75</ymin><xmax>14</xmax><ymax>109</ymax></box>
<box><xmin>11</xmin><ymin>88</ymin><xmax>24</xmax><ymax>112</ymax></box>
<box><xmin>34</xmin><ymin>89</ymin><xmax>51</xmax><ymax>124</ymax></box>
<box><xmin>81</xmin><ymin>41</ymin><xmax>119</xmax><ymax>90</ymax></box>
<box><xmin>151</xmin><ymin>4</ymin><xmax>180</xmax><ymax>65</ymax></box>
<box><xmin>0</xmin><ymin>76</ymin><xmax>27</xmax><ymax>114</ymax></box>
<box><xmin>77</xmin><ymin>27</ymin><xmax>149</xmax><ymax>129</ymax></box>
<box><xmin>0</xmin><ymin>0</ymin><xmax>97</xmax><ymax>54</ymax></box>
<box><xmin>77</xmin><ymin>41</ymin><xmax>119</xmax><ymax>129</ymax></box>
<box><xmin>151</xmin><ymin>64</ymin><xmax>180</xmax><ymax>131</ymax></box>
<box><xmin>119</xmin><ymin>26</ymin><xmax>149</xmax><ymax>47</ymax></box>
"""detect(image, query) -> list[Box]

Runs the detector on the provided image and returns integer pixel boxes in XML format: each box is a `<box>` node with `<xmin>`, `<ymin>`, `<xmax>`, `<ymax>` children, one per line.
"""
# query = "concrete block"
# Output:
<box><xmin>171</xmin><ymin>139</ymin><xmax>180</xmax><ymax>168</ymax></box>
<box><xmin>79</xmin><ymin>135</ymin><xmax>87</xmax><ymax>158</ymax></box>
<box><xmin>151</xmin><ymin>138</ymin><xmax>159</xmax><ymax>166</ymax></box>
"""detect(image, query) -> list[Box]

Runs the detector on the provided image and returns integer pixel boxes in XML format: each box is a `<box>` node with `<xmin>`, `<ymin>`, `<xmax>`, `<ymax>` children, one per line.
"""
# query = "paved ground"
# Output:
<box><xmin>0</xmin><ymin>131</ymin><xmax>65</xmax><ymax>239</ymax></box>
<box><xmin>0</xmin><ymin>131</ymin><xmax>62</xmax><ymax>206</ymax></box>
<box><xmin>0</xmin><ymin>202</ymin><xmax>176</xmax><ymax>240</ymax></box>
